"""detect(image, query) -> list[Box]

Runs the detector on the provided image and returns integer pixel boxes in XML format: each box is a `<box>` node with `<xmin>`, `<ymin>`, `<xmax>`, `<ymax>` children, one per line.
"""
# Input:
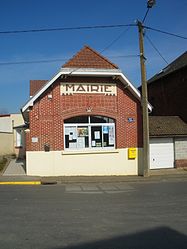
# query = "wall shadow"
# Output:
<box><xmin>15</xmin><ymin>157</ymin><xmax>26</xmax><ymax>174</ymax></box>
<box><xmin>52</xmin><ymin>226</ymin><xmax>187</xmax><ymax>249</ymax></box>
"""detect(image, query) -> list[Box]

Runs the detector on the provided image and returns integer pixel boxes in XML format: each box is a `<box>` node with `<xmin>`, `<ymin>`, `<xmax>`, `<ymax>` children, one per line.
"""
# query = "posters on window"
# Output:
<box><xmin>103</xmin><ymin>126</ymin><xmax>109</xmax><ymax>134</ymax></box>
<box><xmin>65</xmin><ymin>127</ymin><xmax>77</xmax><ymax>140</ymax></box>
<box><xmin>94</xmin><ymin>131</ymin><xmax>100</xmax><ymax>139</ymax></box>
<box><xmin>77</xmin><ymin>127</ymin><xmax>88</xmax><ymax>137</ymax></box>
<box><xmin>69</xmin><ymin>142</ymin><xmax>77</xmax><ymax>149</ymax></box>
<box><xmin>77</xmin><ymin>137</ymin><xmax>85</xmax><ymax>148</ymax></box>
<box><xmin>65</xmin><ymin>123</ymin><xmax>115</xmax><ymax>149</ymax></box>
<box><xmin>109</xmin><ymin>126</ymin><xmax>115</xmax><ymax>145</ymax></box>
<box><xmin>92</xmin><ymin>140</ymin><xmax>96</xmax><ymax>147</ymax></box>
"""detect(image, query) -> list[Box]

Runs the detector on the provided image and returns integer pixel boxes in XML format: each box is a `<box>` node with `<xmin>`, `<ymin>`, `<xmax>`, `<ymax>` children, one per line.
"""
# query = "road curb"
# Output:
<box><xmin>0</xmin><ymin>181</ymin><xmax>41</xmax><ymax>185</ymax></box>
<box><xmin>41</xmin><ymin>181</ymin><xmax>57</xmax><ymax>185</ymax></box>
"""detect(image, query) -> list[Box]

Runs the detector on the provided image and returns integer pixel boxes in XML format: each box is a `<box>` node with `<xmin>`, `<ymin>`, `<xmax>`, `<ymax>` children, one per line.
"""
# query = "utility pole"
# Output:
<box><xmin>137</xmin><ymin>0</ymin><xmax>156</xmax><ymax>177</ymax></box>
<box><xmin>137</xmin><ymin>20</ymin><xmax>150</xmax><ymax>177</ymax></box>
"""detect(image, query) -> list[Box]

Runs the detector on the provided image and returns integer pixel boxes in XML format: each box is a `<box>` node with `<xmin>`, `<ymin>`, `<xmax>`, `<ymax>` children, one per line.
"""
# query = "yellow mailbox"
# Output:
<box><xmin>128</xmin><ymin>148</ymin><xmax>137</xmax><ymax>159</ymax></box>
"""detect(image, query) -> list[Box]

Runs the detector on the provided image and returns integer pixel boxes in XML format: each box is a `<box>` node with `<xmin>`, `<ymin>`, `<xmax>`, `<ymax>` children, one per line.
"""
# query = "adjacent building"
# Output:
<box><xmin>147</xmin><ymin>51</ymin><xmax>187</xmax><ymax>122</ymax></box>
<box><xmin>21</xmin><ymin>46</ymin><xmax>152</xmax><ymax>176</ymax></box>
<box><xmin>0</xmin><ymin>114</ymin><xmax>25</xmax><ymax>158</ymax></box>
<box><xmin>149</xmin><ymin>116</ymin><xmax>187</xmax><ymax>169</ymax></box>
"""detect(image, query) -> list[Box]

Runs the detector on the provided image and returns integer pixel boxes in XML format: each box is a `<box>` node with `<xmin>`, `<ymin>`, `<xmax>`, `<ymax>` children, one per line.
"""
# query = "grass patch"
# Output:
<box><xmin>0</xmin><ymin>157</ymin><xmax>8</xmax><ymax>172</ymax></box>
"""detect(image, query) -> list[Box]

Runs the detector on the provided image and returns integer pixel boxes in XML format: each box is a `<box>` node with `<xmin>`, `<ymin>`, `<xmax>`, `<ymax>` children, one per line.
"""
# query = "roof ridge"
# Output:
<box><xmin>62</xmin><ymin>45</ymin><xmax>118</xmax><ymax>69</ymax></box>
<box><xmin>83</xmin><ymin>45</ymin><xmax>119</xmax><ymax>69</ymax></box>
<box><xmin>148</xmin><ymin>50</ymin><xmax>187</xmax><ymax>84</ymax></box>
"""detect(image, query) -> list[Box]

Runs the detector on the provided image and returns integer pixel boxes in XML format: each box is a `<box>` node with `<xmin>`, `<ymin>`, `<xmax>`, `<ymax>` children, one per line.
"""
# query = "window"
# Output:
<box><xmin>64</xmin><ymin>116</ymin><xmax>115</xmax><ymax>150</ymax></box>
<box><xmin>16</xmin><ymin>129</ymin><xmax>22</xmax><ymax>147</ymax></box>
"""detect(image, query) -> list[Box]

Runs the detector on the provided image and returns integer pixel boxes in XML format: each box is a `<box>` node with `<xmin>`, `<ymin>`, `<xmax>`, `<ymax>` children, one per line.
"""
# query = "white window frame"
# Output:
<box><xmin>64</xmin><ymin>116</ymin><xmax>115</xmax><ymax>151</ymax></box>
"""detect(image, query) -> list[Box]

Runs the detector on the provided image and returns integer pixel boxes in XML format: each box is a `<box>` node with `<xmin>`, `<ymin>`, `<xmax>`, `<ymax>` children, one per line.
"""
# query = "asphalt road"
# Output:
<box><xmin>0</xmin><ymin>178</ymin><xmax>187</xmax><ymax>249</ymax></box>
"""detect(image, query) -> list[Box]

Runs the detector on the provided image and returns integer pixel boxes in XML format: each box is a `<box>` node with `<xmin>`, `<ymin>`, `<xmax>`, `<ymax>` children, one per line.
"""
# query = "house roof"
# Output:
<box><xmin>21</xmin><ymin>45</ymin><xmax>152</xmax><ymax>121</ymax></box>
<box><xmin>149</xmin><ymin>116</ymin><xmax>187</xmax><ymax>137</ymax></box>
<box><xmin>62</xmin><ymin>45</ymin><xmax>119</xmax><ymax>69</ymax></box>
<box><xmin>30</xmin><ymin>80</ymin><xmax>48</xmax><ymax>97</ymax></box>
<box><xmin>148</xmin><ymin>51</ymin><xmax>187</xmax><ymax>84</ymax></box>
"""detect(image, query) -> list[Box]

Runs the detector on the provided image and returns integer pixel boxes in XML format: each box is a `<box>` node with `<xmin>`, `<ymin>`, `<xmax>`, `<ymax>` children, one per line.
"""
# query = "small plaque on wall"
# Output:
<box><xmin>32</xmin><ymin>137</ymin><xmax>38</xmax><ymax>143</ymax></box>
<box><xmin>128</xmin><ymin>117</ymin><xmax>135</xmax><ymax>123</ymax></box>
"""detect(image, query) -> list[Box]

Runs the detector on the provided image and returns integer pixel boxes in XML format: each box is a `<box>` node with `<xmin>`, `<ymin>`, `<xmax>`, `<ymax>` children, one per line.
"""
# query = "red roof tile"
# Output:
<box><xmin>30</xmin><ymin>80</ymin><xmax>48</xmax><ymax>96</ymax></box>
<box><xmin>62</xmin><ymin>45</ymin><xmax>119</xmax><ymax>69</ymax></box>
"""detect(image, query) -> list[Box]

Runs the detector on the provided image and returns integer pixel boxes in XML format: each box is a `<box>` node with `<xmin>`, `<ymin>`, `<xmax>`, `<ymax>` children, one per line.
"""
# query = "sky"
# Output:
<box><xmin>0</xmin><ymin>0</ymin><xmax>186</xmax><ymax>114</ymax></box>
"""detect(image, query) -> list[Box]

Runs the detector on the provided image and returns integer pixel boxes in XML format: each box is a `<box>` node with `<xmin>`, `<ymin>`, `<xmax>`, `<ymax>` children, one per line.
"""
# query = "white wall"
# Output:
<box><xmin>0</xmin><ymin>116</ymin><xmax>12</xmax><ymax>133</ymax></box>
<box><xmin>0</xmin><ymin>133</ymin><xmax>13</xmax><ymax>155</ymax></box>
<box><xmin>175</xmin><ymin>137</ymin><xmax>187</xmax><ymax>160</ymax></box>
<box><xmin>0</xmin><ymin>114</ymin><xmax>25</xmax><ymax>157</ymax></box>
<box><xmin>26</xmin><ymin>148</ymin><xmax>143</xmax><ymax>176</ymax></box>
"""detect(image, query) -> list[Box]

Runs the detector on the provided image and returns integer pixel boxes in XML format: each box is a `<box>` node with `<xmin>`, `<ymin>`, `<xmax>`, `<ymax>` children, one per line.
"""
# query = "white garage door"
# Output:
<box><xmin>150</xmin><ymin>138</ymin><xmax>174</xmax><ymax>169</ymax></box>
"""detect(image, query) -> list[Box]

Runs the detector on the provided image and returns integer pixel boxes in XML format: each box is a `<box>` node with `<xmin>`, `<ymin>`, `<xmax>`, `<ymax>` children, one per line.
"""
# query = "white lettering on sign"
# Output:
<box><xmin>60</xmin><ymin>83</ymin><xmax>117</xmax><ymax>96</ymax></box>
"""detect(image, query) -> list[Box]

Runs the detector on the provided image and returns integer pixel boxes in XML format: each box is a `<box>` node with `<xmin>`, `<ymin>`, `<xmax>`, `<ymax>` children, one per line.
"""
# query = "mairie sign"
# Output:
<box><xmin>60</xmin><ymin>83</ymin><xmax>117</xmax><ymax>96</ymax></box>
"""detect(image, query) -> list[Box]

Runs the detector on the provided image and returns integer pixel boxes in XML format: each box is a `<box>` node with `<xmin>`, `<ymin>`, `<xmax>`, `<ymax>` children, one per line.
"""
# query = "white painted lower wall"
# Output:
<box><xmin>26</xmin><ymin>148</ymin><xmax>143</xmax><ymax>176</ymax></box>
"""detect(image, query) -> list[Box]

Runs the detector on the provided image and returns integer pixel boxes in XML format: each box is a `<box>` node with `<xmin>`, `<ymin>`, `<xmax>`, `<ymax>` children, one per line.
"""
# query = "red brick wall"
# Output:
<box><xmin>175</xmin><ymin>159</ymin><xmax>187</xmax><ymax>168</ymax></box>
<box><xmin>27</xmin><ymin>76</ymin><xmax>143</xmax><ymax>151</ymax></box>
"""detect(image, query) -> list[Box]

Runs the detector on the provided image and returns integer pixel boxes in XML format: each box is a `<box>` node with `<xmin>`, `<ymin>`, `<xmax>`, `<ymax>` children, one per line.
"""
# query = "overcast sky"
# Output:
<box><xmin>0</xmin><ymin>0</ymin><xmax>186</xmax><ymax>114</ymax></box>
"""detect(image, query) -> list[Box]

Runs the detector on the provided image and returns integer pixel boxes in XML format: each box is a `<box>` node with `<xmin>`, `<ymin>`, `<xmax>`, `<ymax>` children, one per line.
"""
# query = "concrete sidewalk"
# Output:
<box><xmin>0</xmin><ymin>160</ymin><xmax>187</xmax><ymax>185</ymax></box>
<box><xmin>40</xmin><ymin>169</ymin><xmax>187</xmax><ymax>184</ymax></box>
<box><xmin>0</xmin><ymin>158</ymin><xmax>41</xmax><ymax>185</ymax></box>
<box><xmin>3</xmin><ymin>158</ymin><xmax>26</xmax><ymax>176</ymax></box>
<box><xmin>2</xmin><ymin>170</ymin><xmax>186</xmax><ymax>184</ymax></box>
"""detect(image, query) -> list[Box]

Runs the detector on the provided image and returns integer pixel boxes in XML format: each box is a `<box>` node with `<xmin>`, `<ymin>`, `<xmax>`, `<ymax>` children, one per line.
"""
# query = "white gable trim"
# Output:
<box><xmin>22</xmin><ymin>71</ymin><xmax>62</xmax><ymax>112</ymax></box>
<box><xmin>21</xmin><ymin>68</ymin><xmax>152</xmax><ymax>113</ymax></box>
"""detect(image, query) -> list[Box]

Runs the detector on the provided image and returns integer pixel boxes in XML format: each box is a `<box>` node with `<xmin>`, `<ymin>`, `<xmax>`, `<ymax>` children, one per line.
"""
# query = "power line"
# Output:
<box><xmin>100</xmin><ymin>27</ymin><xmax>131</xmax><ymax>54</ymax></box>
<box><xmin>142</xmin><ymin>0</ymin><xmax>156</xmax><ymax>24</ymax></box>
<box><xmin>0</xmin><ymin>58</ymin><xmax>67</xmax><ymax>66</ymax></box>
<box><xmin>0</xmin><ymin>27</ymin><xmax>135</xmax><ymax>66</ymax></box>
<box><xmin>144</xmin><ymin>25</ymin><xmax>187</xmax><ymax>40</ymax></box>
<box><xmin>0</xmin><ymin>24</ymin><xmax>135</xmax><ymax>35</ymax></box>
<box><xmin>110</xmin><ymin>55</ymin><xmax>139</xmax><ymax>58</ymax></box>
<box><xmin>0</xmin><ymin>26</ymin><xmax>137</xmax><ymax>67</ymax></box>
<box><xmin>145</xmin><ymin>34</ymin><xmax>169</xmax><ymax>65</ymax></box>
<box><xmin>142</xmin><ymin>8</ymin><xmax>150</xmax><ymax>24</ymax></box>
<box><xmin>0</xmin><ymin>23</ymin><xmax>186</xmax><ymax>41</ymax></box>
<box><xmin>0</xmin><ymin>54</ymin><xmax>139</xmax><ymax>66</ymax></box>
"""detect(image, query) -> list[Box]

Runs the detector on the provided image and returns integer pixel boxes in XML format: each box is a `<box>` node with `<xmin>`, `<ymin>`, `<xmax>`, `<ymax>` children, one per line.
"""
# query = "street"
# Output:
<box><xmin>0</xmin><ymin>178</ymin><xmax>187</xmax><ymax>249</ymax></box>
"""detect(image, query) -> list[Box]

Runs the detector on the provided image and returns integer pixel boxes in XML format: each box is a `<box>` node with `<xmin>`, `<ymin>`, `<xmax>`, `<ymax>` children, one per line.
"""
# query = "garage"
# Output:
<box><xmin>150</xmin><ymin>138</ymin><xmax>174</xmax><ymax>169</ymax></box>
<box><xmin>149</xmin><ymin>116</ymin><xmax>187</xmax><ymax>170</ymax></box>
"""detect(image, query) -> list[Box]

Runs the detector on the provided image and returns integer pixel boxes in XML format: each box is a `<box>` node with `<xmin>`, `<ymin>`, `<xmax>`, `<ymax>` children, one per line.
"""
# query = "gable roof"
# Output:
<box><xmin>148</xmin><ymin>51</ymin><xmax>187</xmax><ymax>84</ymax></box>
<box><xmin>62</xmin><ymin>45</ymin><xmax>119</xmax><ymax>69</ymax></box>
<box><xmin>21</xmin><ymin>45</ymin><xmax>152</xmax><ymax>121</ymax></box>
<box><xmin>30</xmin><ymin>80</ymin><xmax>48</xmax><ymax>97</ymax></box>
<box><xmin>149</xmin><ymin>116</ymin><xmax>187</xmax><ymax>137</ymax></box>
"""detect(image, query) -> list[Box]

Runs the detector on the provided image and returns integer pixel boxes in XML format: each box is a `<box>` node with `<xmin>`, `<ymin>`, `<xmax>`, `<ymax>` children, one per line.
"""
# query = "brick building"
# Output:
<box><xmin>22</xmin><ymin>46</ymin><xmax>151</xmax><ymax>176</ymax></box>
